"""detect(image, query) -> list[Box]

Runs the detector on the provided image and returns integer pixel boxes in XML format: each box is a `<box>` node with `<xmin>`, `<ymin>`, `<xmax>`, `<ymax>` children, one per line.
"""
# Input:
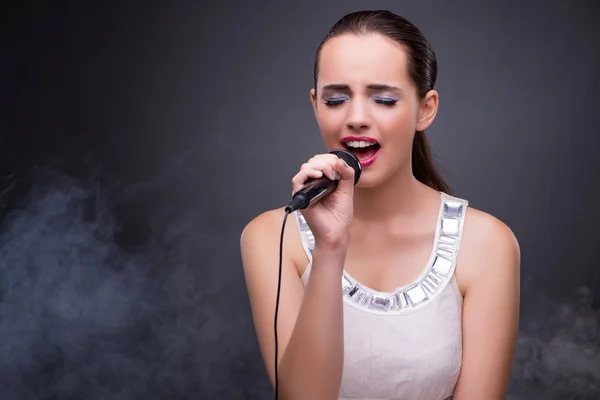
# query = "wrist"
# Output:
<box><xmin>314</xmin><ymin>236</ymin><xmax>349</xmax><ymax>253</ymax></box>
<box><xmin>312</xmin><ymin>241</ymin><xmax>349</xmax><ymax>269</ymax></box>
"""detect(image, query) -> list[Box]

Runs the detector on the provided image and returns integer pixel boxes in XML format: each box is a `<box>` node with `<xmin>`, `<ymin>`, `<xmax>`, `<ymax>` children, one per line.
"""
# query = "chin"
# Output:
<box><xmin>354</xmin><ymin>157</ymin><xmax>409</xmax><ymax>190</ymax></box>
<box><xmin>354</xmin><ymin>170</ymin><xmax>387</xmax><ymax>189</ymax></box>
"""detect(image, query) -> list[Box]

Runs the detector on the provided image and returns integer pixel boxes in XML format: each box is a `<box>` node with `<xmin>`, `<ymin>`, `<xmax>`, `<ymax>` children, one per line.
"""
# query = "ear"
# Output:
<box><xmin>310</xmin><ymin>88</ymin><xmax>318</xmax><ymax>116</ymax></box>
<box><xmin>416</xmin><ymin>89</ymin><xmax>439</xmax><ymax>131</ymax></box>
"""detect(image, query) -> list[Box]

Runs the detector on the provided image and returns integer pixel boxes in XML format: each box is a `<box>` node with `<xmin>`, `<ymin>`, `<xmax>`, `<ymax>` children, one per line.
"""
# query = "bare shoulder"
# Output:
<box><xmin>239</xmin><ymin>207</ymin><xmax>307</xmax><ymax>384</ymax></box>
<box><xmin>462</xmin><ymin>206</ymin><xmax>520</xmax><ymax>253</ymax></box>
<box><xmin>240</xmin><ymin>207</ymin><xmax>287</xmax><ymax>248</ymax></box>
<box><xmin>240</xmin><ymin>207</ymin><xmax>305</xmax><ymax>277</ymax></box>
<box><xmin>452</xmin><ymin>205</ymin><xmax>521</xmax><ymax>397</ymax></box>
<box><xmin>455</xmin><ymin>206</ymin><xmax>521</xmax><ymax>295</ymax></box>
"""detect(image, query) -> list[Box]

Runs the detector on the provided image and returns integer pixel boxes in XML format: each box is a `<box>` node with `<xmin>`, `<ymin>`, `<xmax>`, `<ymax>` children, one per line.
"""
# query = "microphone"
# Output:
<box><xmin>284</xmin><ymin>149</ymin><xmax>362</xmax><ymax>213</ymax></box>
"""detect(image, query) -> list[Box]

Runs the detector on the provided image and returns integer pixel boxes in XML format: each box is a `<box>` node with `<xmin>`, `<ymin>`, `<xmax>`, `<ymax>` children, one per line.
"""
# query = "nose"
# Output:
<box><xmin>346</xmin><ymin>98</ymin><xmax>371</xmax><ymax>132</ymax></box>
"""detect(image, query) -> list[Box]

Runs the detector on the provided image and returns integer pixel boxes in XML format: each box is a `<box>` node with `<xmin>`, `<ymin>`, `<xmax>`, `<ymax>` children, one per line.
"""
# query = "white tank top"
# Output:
<box><xmin>294</xmin><ymin>191</ymin><xmax>468</xmax><ymax>400</ymax></box>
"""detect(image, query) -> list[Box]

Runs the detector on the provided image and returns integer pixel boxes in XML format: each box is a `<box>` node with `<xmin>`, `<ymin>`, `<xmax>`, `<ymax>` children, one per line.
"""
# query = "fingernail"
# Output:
<box><xmin>332</xmin><ymin>170</ymin><xmax>340</xmax><ymax>180</ymax></box>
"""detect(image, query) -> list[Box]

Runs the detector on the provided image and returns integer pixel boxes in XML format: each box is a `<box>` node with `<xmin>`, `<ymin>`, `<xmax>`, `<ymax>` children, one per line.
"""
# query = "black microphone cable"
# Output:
<box><xmin>274</xmin><ymin>208</ymin><xmax>291</xmax><ymax>400</ymax></box>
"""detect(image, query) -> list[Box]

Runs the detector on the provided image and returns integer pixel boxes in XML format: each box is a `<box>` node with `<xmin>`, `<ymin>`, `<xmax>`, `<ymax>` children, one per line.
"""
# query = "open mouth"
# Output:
<box><xmin>341</xmin><ymin>137</ymin><xmax>381</xmax><ymax>165</ymax></box>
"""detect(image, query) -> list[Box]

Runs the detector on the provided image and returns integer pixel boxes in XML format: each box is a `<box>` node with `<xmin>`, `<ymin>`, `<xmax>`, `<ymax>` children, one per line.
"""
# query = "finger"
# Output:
<box><xmin>295</xmin><ymin>168</ymin><xmax>324</xmax><ymax>182</ymax></box>
<box><xmin>333</xmin><ymin>157</ymin><xmax>356</xmax><ymax>190</ymax></box>
<box><xmin>305</xmin><ymin>153</ymin><xmax>340</xmax><ymax>168</ymax></box>
<box><xmin>300</xmin><ymin>159</ymin><xmax>340</xmax><ymax>182</ymax></box>
<box><xmin>315</xmin><ymin>154</ymin><xmax>349</xmax><ymax>181</ymax></box>
<box><xmin>291</xmin><ymin>169</ymin><xmax>324</xmax><ymax>192</ymax></box>
<box><xmin>309</xmin><ymin>153</ymin><xmax>339</xmax><ymax>162</ymax></box>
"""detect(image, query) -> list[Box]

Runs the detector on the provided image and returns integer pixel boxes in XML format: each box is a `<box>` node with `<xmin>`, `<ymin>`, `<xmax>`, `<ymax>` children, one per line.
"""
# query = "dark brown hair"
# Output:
<box><xmin>313</xmin><ymin>10</ymin><xmax>451</xmax><ymax>194</ymax></box>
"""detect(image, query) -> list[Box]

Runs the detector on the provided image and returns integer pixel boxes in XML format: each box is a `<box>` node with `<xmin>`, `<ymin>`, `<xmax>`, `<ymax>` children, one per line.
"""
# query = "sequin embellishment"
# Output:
<box><xmin>294</xmin><ymin>192</ymin><xmax>468</xmax><ymax>315</ymax></box>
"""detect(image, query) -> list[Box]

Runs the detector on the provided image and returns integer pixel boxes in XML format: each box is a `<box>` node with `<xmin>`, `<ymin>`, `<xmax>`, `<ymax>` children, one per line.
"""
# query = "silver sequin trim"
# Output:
<box><xmin>294</xmin><ymin>192</ymin><xmax>468</xmax><ymax>315</ymax></box>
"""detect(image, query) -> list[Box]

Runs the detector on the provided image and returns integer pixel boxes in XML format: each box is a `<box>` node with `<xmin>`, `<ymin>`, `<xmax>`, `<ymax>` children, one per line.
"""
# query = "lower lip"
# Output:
<box><xmin>358</xmin><ymin>147</ymin><xmax>381</xmax><ymax>167</ymax></box>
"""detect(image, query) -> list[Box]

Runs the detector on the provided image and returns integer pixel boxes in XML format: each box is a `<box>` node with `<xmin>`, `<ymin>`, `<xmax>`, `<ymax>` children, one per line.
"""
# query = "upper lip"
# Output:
<box><xmin>340</xmin><ymin>136</ymin><xmax>380</xmax><ymax>145</ymax></box>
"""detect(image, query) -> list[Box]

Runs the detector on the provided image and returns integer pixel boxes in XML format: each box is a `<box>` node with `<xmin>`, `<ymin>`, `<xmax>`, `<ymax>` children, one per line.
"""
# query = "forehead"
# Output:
<box><xmin>317</xmin><ymin>33</ymin><xmax>410</xmax><ymax>89</ymax></box>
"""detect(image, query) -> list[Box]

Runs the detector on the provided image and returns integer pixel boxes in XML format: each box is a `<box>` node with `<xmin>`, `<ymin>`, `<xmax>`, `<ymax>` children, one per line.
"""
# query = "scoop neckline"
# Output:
<box><xmin>298</xmin><ymin>191</ymin><xmax>445</xmax><ymax>293</ymax></box>
<box><xmin>338</xmin><ymin>191</ymin><xmax>445</xmax><ymax>296</ymax></box>
<box><xmin>296</xmin><ymin>191</ymin><xmax>468</xmax><ymax>315</ymax></box>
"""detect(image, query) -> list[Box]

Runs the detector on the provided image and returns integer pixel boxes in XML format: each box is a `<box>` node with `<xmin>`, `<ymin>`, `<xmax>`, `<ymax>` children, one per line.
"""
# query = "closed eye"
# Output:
<box><xmin>322</xmin><ymin>95</ymin><xmax>398</xmax><ymax>107</ymax></box>
<box><xmin>323</xmin><ymin>95</ymin><xmax>349</xmax><ymax>107</ymax></box>
<box><xmin>373</xmin><ymin>96</ymin><xmax>398</xmax><ymax>106</ymax></box>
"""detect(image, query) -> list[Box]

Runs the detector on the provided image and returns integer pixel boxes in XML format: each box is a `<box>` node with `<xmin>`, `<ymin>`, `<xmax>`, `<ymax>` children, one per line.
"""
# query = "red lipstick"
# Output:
<box><xmin>340</xmin><ymin>136</ymin><xmax>381</xmax><ymax>167</ymax></box>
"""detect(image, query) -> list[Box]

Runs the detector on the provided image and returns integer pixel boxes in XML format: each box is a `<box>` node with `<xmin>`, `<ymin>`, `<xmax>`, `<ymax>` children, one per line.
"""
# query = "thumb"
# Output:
<box><xmin>335</xmin><ymin>157</ymin><xmax>357</xmax><ymax>193</ymax></box>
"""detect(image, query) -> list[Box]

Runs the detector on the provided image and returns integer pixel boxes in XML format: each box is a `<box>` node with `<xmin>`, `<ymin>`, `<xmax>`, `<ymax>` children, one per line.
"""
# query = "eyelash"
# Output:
<box><xmin>324</xmin><ymin>99</ymin><xmax>346</xmax><ymax>106</ymax></box>
<box><xmin>324</xmin><ymin>98</ymin><xmax>398</xmax><ymax>107</ymax></box>
<box><xmin>376</xmin><ymin>98</ymin><xmax>398</xmax><ymax>106</ymax></box>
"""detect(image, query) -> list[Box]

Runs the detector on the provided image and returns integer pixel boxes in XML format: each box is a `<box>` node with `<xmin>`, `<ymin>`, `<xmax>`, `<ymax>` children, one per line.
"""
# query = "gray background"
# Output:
<box><xmin>1</xmin><ymin>0</ymin><xmax>599</xmax><ymax>399</ymax></box>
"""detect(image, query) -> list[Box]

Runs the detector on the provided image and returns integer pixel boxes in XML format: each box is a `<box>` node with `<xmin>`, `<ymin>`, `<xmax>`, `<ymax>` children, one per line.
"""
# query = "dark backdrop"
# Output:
<box><xmin>1</xmin><ymin>1</ymin><xmax>599</xmax><ymax>399</ymax></box>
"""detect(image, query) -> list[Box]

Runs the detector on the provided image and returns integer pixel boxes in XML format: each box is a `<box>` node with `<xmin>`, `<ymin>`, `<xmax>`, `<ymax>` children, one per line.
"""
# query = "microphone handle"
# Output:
<box><xmin>285</xmin><ymin>177</ymin><xmax>338</xmax><ymax>213</ymax></box>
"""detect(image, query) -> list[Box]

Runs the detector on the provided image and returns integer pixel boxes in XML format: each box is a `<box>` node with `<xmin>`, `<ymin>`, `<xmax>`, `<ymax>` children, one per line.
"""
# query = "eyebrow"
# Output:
<box><xmin>322</xmin><ymin>83</ymin><xmax>401</xmax><ymax>91</ymax></box>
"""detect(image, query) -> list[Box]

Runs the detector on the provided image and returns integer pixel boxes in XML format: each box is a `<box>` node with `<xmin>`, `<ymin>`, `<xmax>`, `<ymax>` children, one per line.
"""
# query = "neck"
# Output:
<box><xmin>352</xmin><ymin>167</ymin><xmax>439</xmax><ymax>223</ymax></box>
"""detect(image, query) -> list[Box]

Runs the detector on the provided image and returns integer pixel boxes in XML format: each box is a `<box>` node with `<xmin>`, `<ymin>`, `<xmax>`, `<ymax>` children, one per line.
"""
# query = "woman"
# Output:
<box><xmin>241</xmin><ymin>10</ymin><xmax>520</xmax><ymax>400</ymax></box>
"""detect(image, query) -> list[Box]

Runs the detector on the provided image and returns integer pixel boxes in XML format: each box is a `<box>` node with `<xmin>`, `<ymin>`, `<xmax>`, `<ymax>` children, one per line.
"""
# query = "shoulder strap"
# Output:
<box><xmin>293</xmin><ymin>210</ymin><xmax>314</xmax><ymax>264</ymax></box>
<box><xmin>339</xmin><ymin>192</ymin><xmax>470</xmax><ymax>314</ymax></box>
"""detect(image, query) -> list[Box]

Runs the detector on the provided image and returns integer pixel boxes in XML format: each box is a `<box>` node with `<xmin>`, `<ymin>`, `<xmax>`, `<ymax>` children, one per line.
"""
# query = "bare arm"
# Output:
<box><xmin>453</xmin><ymin>212</ymin><xmax>521</xmax><ymax>399</ymax></box>
<box><xmin>241</xmin><ymin>209</ymin><xmax>347</xmax><ymax>399</ymax></box>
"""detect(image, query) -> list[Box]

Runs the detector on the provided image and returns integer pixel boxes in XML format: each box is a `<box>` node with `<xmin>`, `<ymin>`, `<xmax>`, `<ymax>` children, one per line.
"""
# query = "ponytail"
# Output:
<box><xmin>412</xmin><ymin>131</ymin><xmax>452</xmax><ymax>195</ymax></box>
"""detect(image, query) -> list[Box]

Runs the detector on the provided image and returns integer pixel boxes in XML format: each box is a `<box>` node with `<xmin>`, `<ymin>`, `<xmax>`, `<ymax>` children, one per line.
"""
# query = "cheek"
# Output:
<box><xmin>377</xmin><ymin>106</ymin><xmax>416</xmax><ymax>138</ymax></box>
<box><xmin>316</xmin><ymin>109</ymin><xmax>345</xmax><ymax>136</ymax></box>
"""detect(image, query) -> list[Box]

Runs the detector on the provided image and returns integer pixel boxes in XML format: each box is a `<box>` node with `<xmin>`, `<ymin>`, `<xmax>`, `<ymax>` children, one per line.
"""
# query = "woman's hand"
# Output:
<box><xmin>291</xmin><ymin>153</ymin><xmax>356</xmax><ymax>250</ymax></box>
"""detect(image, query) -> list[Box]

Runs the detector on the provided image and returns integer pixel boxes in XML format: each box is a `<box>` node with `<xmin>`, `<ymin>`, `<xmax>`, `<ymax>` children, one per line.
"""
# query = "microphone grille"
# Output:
<box><xmin>329</xmin><ymin>149</ymin><xmax>362</xmax><ymax>185</ymax></box>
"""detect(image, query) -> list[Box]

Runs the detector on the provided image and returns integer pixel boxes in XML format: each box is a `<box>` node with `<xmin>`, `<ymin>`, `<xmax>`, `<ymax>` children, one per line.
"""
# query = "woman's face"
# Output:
<box><xmin>310</xmin><ymin>33</ymin><xmax>438</xmax><ymax>188</ymax></box>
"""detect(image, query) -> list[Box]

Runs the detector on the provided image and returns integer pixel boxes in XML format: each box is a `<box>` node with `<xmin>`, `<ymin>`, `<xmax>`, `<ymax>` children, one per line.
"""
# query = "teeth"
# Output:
<box><xmin>345</xmin><ymin>140</ymin><xmax>376</xmax><ymax>148</ymax></box>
